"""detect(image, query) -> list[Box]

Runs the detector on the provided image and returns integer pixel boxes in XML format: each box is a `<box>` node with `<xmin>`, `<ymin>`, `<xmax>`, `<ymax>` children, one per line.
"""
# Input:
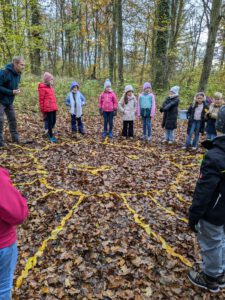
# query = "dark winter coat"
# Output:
<box><xmin>186</xmin><ymin>102</ymin><xmax>208</xmax><ymax>134</ymax></box>
<box><xmin>161</xmin><ymin>96</ymin><xmax>179</xmax><ymax>130</ymax></box>
<box><xmin>0</xmin><ymin>63</ymin><xmax>21</xmax><ymax>106</ymax></box>
<box><xmin>189</xmin><ymin>135</ymin><xmax>225</xmax><ymax>226</ymax></box>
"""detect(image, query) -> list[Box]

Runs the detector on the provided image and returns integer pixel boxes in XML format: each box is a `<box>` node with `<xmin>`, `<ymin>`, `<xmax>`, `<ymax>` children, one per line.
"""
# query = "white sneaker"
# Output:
<box><xmin>182</xmin><ymin>146</ymin><xmax>187</xmax><ymax>150</ymax></box>
<box><xmin>168</xmin><ymin>141</ymin><xmax>173</xmax><ymax>144</ymax></box>
<box><xmin>192</xmin><ymin>147</ymin><xmax>197</xmax><ymax>150</ymax></box>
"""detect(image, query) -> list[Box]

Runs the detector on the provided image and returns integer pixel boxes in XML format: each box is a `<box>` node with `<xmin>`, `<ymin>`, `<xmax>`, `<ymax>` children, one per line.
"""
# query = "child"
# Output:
<box><xmin>0</xmin><ymin>167</ymin><xmax>28</xmax><ymax>298</ymax></box>
<box><xmin>160</xmin><ymin>86</ymin><xmax>179</xmax><ymax>144</ymax></box>
<box><xmin>137</xmin><ymin>82</ymin><xmax>156</xmax><ymax>143</ymax></box>
<box><xmin>183</xmin><ymin>92</ymin><xmax>208</xmax><ymax>150</ymax></box>
<box><xmin>66</xmin><ymin>81</ymin><xmax>86</xmax><ymax>138</ymax></box>
<box><xmin>99</xmin><ymin>79</ymin><xmax>118</xmax><ymax>139</ymax></box>
<box><xmin>118</xmin><ymin>85</ymin><xmax>137</xmax><ymax>138</ymax></box>
<box><xmin>205</xmin><ymin>92</ymin><xmax>224</xmax><ymax>140</ymax></box>
<box><xmin>38</xmin><ymin>72</ymin><xmax>58</xmax><ymax>143</ymax></box>
<box><xmin>188</xmin><ymin>105</ymin><xmax>225</xmax><ymax>293</ymax></box>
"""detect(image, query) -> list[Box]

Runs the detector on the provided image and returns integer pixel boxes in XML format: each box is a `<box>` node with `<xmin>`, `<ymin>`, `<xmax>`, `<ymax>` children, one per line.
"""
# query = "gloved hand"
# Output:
<box><xmin>113</xmin><ymin>110</ymin><xmax>117</xmax><ymax>116</ymax></box>
<box><xmin>99</xmin><ymin>108</ymin><xmax>103</xmax><ymax>116</ymax></box>
<box><xmin>160</xmin><ymin>108</ymin><xmax>164</xmax><ymax>113</ymax></box>
<box><xmin>189</xmin><ymin>220</ymin><xmax>198</xmax><ymax>233</ymax></box>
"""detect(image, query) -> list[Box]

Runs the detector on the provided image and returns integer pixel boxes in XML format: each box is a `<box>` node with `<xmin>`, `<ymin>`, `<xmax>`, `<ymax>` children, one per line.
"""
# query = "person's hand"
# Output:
<box><xmin>13</xmin><ymin>89</ymin><xmax>20</xmax><ymax>95</ymax></box>
<box><xmin>160</xmin><ymin>107</ymin><xmax>164</xmax><ymax>113</ymax></box>
<box><xmin>189</xmin><ymin>221</ymin><xmax>198</xmax><ymax>233</ymax></box>
<box><xmin>99</xmin><ymin>108</ymin><xmax>103</xmax><ymax>116</ymax></box>
<box><xmin>42</xmin><ymin>113</ymin><xmax>47</xmax><ymax>121</ymax></box>
<box><xmin>113</xmin><ymin>110</ymin><xmax>117</xmax><ymax>116</ymax></box>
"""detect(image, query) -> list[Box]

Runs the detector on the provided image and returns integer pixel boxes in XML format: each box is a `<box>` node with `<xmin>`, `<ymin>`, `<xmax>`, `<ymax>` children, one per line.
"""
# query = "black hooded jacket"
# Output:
<box><xmin>189</xmin><ymin>135</ymin><xmax>225</xmax><ymax>226</ymax></box>
<box><xmin>161</xmin><ymin>96</ymin><xmax>179</xmax><ymax>130</ymax></box>
<box><xmin>0</xmin><ymin>63</ymin><xmax>21</xmax><ymax>106</ymax></box>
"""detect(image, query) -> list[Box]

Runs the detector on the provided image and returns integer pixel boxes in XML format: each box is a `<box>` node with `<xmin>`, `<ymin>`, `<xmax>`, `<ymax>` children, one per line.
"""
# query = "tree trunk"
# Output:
<box><xmin>30</xmin><ymin>0</ymin><xmax>42</xmax><ymax>75</ymax></box>
<box><xmin>117</xmin><ymin>0</ymin><xmax>124</xmax><ymax>85</ymax></box>
<box><xmin>198</xmin><ymin>0</ymin><xmax>222</xmax><ymax>92</ymax></box>
<box><xmin>154</xmin><ymin>0</ymin><xmax>170</xmax><ymax>89</ymax></box>
<box><xmin>165</xmin><ymin>0</ymin><xmax>185</xmax><ymax>85</ymax></box>
<box><xmin>112</xmin><ymin>0</ymin><xmax>117</xmax><ymax>82</ymax></box>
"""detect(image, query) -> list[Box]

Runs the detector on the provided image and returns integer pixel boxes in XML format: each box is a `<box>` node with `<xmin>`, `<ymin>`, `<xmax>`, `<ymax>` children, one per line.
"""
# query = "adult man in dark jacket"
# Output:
<box><xmin>188</xmin><ymin>105</ymin><xmax>225</xmax><ymax>293</ymax></box>
<box><xmin>0</xmin><ymin>56</ymin><xmax>25</xmax><ymax>147</ymax></box>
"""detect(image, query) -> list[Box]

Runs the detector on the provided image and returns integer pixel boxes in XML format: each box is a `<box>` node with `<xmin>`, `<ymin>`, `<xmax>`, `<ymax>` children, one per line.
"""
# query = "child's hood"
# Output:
<box><xmin>38</xmin><ymin>82</ymin><xmax>49</xmax><ymax>90</ymax></box>
<box><xmin>70</xmin><ymin>81</ymin><xmax>79</xmax><ymax>91</ymax></box>
<box><xmin>123</xmin><ymin>93</ymin><xmax>136</xmax><ymax>101</ymax></box>
<box><xmin>103</xmin><ymin>89</ymin><xmax>114</xmax><ymax>95</ymax></box>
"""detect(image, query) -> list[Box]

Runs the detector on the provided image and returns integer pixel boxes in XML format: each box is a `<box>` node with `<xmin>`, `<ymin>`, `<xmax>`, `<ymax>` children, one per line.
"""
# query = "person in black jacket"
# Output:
<box><xmin>0</xmin><ymin>56</ymin><xmax>25</xmax><ymax>147</ymax></box>
<box><xmin>182</xmin><ymin>92</ymin><xmax>208</xmax><ymax>150</ymax></box>
<box><xmin>160</xmin><ymin>86</ymin><xmax>180</xmax><ymax>144</ymax></box>
<box><xmin>188</xmin><ymin>105</ymin><xmax>225</xmax><ymax>292</ymax></box>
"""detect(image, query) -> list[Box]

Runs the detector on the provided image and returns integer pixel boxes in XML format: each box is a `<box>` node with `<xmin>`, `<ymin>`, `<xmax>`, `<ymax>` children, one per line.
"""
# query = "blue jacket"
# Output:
<box><xmin>65</xmin><ymin>91</ymin><xmax>86</xmax><ymax>106</ymax></box>
<box><xmin>0</xmin><ymin>63</ymin><xmax>21</xmax><ymax>106</ymax></box>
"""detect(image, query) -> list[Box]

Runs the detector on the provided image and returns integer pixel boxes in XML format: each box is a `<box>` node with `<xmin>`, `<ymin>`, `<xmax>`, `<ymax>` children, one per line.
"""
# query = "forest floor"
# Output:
<box><xmin>1</xmin><ymin>112</ymin><xmax>224</xmax><ymax>299</ymax></box>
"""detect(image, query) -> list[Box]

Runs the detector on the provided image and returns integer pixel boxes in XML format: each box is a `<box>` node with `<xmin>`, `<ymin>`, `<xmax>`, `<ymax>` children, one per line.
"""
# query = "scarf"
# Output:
<box><xmin>70</xmin><ymin>91</ymin><xmax>82</xmax><ymax>117</ymax></box>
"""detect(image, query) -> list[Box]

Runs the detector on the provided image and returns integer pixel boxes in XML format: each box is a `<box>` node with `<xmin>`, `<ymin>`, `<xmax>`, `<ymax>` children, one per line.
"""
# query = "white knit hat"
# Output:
<box><xmin>124</xmin><ymin>85</ymin><xmax>134</xmax><ymax>94</ymax></box>
<box><xmin>214</xmin><ymin>92</ymin><xmax>223</xmax><ymax>99</ymax></box>
<box><xmin>104</xmin><ymin>79</ymin><xmax>111</xmax><ymax>89</ymax></box>
<box><xmin>170</xmin><ymin>86</ymin><xmax>180</xmax><ymax>96</ymax></box>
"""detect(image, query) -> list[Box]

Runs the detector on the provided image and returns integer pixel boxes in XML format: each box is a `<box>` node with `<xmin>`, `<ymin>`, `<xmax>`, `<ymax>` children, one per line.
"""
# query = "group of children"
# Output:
<box><xmin>38</xmin><ymin>72</ymin><xmax>224</xmax><ymax>149</ymax></box>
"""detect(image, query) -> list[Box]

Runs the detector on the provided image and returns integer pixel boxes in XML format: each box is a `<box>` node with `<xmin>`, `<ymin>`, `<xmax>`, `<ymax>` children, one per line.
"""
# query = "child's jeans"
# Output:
<box><xmin>122</xmin><ymin>121</ymin><xmax>134</xmax><ymax>137</ymax></box>
<box><xmin>142</xmin><ymin>117</ymin><xmax>151</xmax><ymax>138</ymax></box>
<box><xmin>206</xmin><ymin>133</ymin><xmax>217</xmax><ymax>140</ymax></box>
<box><xmin>165</xmin><ymin>129</ymin><xmax>174</xmax><ymax>142</ymax></box>
<box><xmin>71</xmin><ymin>115</ymin><xmax>84</xmax><ymax>133</ymax></box>
<box><xmin>197</xmin><ymin>219</ymin><xmax>225</xmax><ymax>278</ymax></box>
<box><xmin>185</xmin><ymin>120</ymin><xmax>201</xmax><ymax>148</ymax></box>
<box><xmin>103</xmin><ymin>111</ymin><xmax>114</xmax><ymax>134</ymax></box>
<box><xmin>0</xmin><ymin>242</ymin><xmax>18</xmax><ymax>300</ymax></box>
<box><xmin>44</xmin><ymin>118</ymin><xmax>48</xmax><ymax>130</ymax></box>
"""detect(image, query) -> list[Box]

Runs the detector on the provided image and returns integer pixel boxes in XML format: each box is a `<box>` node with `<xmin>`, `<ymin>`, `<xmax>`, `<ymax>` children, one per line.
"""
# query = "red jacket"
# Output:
<box><xmin>38</xmin><ymin>82</ymin><xmax>58</xmax><ymax>113</ymax></box>
<box><xmin>0</xmin><ymin>167</ymin><xmax>28</xmax><ymax>249</ymax></box>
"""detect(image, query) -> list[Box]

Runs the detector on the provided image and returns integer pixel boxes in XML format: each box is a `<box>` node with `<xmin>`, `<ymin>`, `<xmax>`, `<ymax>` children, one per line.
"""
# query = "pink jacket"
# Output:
<box><xmin>99</xmin><ymin>90</ymin><xmax>118</xmax><ymax>112</ymax></box>
<box><xmin>137</xmin><ymin>92</ymin><xmax>156</xmax><ymax>118</ymax></box>
<box><xmin>0</xmin><ymin>167</ymin><xmax>28</xmax><ymax>249</ymax></box>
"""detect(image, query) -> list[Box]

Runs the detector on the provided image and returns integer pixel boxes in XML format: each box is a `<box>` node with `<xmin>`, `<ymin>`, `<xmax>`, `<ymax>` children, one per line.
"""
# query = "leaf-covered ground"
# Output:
<box><xmin>1</xmin><ymin>112</ymin><xmax>224</xmax><ymax>299</ymax></box>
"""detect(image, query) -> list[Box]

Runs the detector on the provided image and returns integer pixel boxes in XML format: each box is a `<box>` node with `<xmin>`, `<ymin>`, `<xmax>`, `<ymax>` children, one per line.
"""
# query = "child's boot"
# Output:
<box><xmin>50</xmin><ymin>136</ymin><xmax>57</xmax><ymax>143</ymax></box>
<box><xmin>217</xmin><ymin>273</ymin><xmax>225</xmax><ymax>288</ymax></box>
<box><xmin>108</xmin><ymin>132</ymin><xmax>113</xmax><ymax>139</ymax></box>
<box><xmin>188</xmin><ymin>270</ymin><xmax>220</xmax><ymax>293</ymax></box>
<box><xmin>102</xmin><ymin>131</ymin><xmax>107</xmax><ymax>139</ymax></box>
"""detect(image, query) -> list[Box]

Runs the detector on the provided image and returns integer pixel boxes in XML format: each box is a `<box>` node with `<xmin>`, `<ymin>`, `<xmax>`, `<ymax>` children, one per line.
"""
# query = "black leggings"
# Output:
<box><xmin>46</xmin><ymin>111</ymin><xmax>56</xmax><ymax>137</ymax></box>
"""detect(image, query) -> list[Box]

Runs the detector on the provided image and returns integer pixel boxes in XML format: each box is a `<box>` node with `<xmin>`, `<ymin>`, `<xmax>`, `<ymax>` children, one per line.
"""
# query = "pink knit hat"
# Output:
<box><xmin>43</xmin><ymin>72</ymin><xmax>53</xmax><ymax>83</ymax></box>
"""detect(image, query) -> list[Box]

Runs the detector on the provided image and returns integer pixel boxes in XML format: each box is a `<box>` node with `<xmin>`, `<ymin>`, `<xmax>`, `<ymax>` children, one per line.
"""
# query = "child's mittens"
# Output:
<box><xmin>99</xmin><ymin>108</ymin><xmax>103</xmax><ymax>116</ymax></box>
<box><xmin>113</xmin><ymin>110</ymin><xmax>117</xmax><ymax>116</ymax></box>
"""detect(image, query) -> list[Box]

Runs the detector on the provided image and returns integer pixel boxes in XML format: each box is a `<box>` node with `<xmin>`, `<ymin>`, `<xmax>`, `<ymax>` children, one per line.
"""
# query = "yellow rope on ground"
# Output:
<box><xmin>119</xmin><ymin>194</ymin><xmax>192</xmax><ymax>268</ymax></box>
<box><xmin>16</xmin><ymin>195</ymin><xmax>85</xmax><ymax>289</ymax></box>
